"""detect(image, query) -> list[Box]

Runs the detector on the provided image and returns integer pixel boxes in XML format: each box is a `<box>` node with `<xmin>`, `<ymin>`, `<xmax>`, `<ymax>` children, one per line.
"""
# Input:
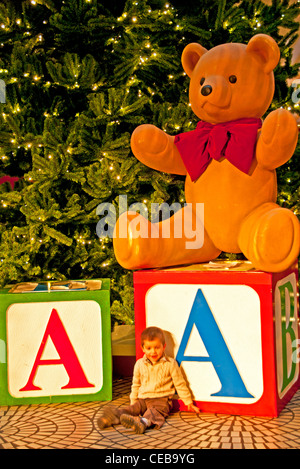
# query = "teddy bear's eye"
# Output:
<box><xmin>229</xmin><ymin>75</ymin><xmax>237</xmax><ymax>83</ymax></box>
<box><xmin>200</xmin><ymin>77</ymin><xmax>205</xmax><ymax>85</ymax></box>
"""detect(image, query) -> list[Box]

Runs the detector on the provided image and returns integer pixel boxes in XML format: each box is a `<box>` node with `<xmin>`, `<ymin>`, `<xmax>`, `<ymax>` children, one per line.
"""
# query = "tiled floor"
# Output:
<box><xmin>1</xmin><ymin>377</ymin><xmax>300</xmax><ymax>450</ymax></box>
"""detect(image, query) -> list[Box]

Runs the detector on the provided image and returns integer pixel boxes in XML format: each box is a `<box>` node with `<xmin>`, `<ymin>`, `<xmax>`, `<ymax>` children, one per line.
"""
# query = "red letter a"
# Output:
<box><xmin>20</xmin><ymin>308</ymin><xmax>95</xmax><ymax>391</ymax></box>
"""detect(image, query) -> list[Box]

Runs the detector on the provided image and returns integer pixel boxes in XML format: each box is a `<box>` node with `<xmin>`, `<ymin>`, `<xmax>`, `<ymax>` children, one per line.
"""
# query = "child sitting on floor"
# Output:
<box><xmin>97</xmin><ymin>326</ymin><xmax>200</xmax><ymax>434</ymax></box>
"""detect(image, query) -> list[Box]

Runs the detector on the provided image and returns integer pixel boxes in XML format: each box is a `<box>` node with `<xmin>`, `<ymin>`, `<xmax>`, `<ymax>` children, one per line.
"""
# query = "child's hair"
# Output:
<box><xmin>141</xmin><ymin>326</ymin><xmax>166</xmax><ymax>346</ymax></box>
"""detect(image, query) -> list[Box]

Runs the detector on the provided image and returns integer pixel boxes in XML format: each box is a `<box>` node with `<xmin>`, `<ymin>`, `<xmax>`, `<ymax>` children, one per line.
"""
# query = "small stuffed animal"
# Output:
<box><xmin>113</xmin><ymin>34</ymin><xmax>300</xmax><ymax>273</ymax></box>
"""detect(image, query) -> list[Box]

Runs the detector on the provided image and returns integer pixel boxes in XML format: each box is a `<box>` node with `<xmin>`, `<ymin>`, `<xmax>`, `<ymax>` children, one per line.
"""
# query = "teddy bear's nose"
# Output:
<box><xmin>201</xmin><ymin>85</ymin><xmax>212</xmax><ymax>96</ymax></box>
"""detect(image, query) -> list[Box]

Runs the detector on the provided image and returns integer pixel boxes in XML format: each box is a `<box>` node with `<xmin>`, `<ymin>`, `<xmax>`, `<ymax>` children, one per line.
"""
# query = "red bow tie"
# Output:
<box><xmin>174</xmin><ymin>118</ymin><xmax>262</xmax><ymax>182</ymax></box>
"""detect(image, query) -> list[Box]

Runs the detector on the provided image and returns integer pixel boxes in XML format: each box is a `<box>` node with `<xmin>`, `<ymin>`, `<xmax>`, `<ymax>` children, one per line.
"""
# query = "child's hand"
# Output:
<box><xmin>187</xmin><ymin>403</ymin><xmax>200</xmax><ymax>413</ymax></box>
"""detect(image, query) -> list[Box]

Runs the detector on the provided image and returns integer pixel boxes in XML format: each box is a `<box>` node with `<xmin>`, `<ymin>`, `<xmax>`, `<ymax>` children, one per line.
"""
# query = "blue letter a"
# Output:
<box><xmin>176</xmin><ymin>289</ymin><xmax>253</xmax><ymax>398</ymax></box>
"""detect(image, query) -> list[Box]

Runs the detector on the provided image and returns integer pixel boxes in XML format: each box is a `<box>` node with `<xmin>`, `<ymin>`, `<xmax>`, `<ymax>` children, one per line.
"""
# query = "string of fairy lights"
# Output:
<box><xmin>0</xmin><ymin>0</ymin><xmax>299</xmax><ymax>277</ymax></box>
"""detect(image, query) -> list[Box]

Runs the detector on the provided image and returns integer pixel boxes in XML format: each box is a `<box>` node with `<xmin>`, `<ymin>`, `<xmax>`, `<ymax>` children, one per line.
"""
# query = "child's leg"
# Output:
<box><xmin>97</xmin><ymin>400</ymin><xmax>147</xmax><ymax>430</ymax></box>
<box><xmin>119</xmin><ymin>400</ymin><xmax>149</xmax><ymax>434</ymax></box>
<box><xmin>119</xmin><ymin>398</ymin><xmax>172</xmax><ymax>433</ymax></box>
<box><xmin>97</xmin><ymin>406</ymin><xmax>121</xmax><ymax>429</ymax></box>
<box><xmin>120</xmin><ymin>414</ymin><xmax>148</xmax><ymax>434</ymax></box>
<box><xmin>142</xmin><ymin>397</ymin><xmax>172</xmax><ymax>429</ymax></box>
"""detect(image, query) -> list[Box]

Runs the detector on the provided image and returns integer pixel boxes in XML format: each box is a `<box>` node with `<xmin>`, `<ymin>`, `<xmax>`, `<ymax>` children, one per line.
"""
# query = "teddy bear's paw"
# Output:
<box><xmin>257</xmin><ymin>109</ymin><xmax>298</xmax><ymax>168</ymax></box>
<box><xmin>260</xmin><ymin>109</ymin><xmax>297</xmax><ymax>144</ymax></box>
<box><xmin>113</xmin><ymin>211</ymin><xmax>161</xmax><ymax>269</ymax></box>
<box><xmin>239</xmin><ymin>204</ymin><xmax>300</xmax><ymax>272</ymax></box>
<box><xmin>131</xmin><ymin>124</ymin><xmax>169</xmax><ymax>157</ymax></box>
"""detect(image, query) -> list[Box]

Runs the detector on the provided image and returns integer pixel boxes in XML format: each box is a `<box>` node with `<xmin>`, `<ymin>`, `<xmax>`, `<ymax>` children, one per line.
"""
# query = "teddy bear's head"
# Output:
<box><xmin>182</xmin><ymin>34</ymin><xmax>280</xmax><ymax>124</ymax></box>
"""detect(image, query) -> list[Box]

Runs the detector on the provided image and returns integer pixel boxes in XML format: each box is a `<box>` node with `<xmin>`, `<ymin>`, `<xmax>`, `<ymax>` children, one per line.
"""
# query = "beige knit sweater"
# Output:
<box><xmin>130</xmin><ymin>354</ymin><xmax>193</xmax><ymax>406</ymax></box>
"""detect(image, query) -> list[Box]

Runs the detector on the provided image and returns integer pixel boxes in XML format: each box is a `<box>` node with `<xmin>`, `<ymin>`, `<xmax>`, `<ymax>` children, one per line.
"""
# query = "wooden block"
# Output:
<box><xmin>0</xmin><ymin>279</ymin><xmax>112</xmax><ymax>405</ymax></box>
<box><xmin>133</xmin><ymin>261</ymin><xmax>300</xmax><ymax>417</ymax></box>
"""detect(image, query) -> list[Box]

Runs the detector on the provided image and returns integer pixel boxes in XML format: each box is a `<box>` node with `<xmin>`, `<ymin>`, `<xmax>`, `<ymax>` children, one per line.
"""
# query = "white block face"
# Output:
<box><xmin>6</xmin><ymin>301</ymin><xmax>103</xmax><ymax>398</ymax></box>
<box><xmin>275</xmin><ymin>273</ymin><xmax>299</xmax><ymax>398</ymax></box>
<box><xmin>145</xmin><ymin>284</ymin><xmax>263</xmax><ymax>404</ymax></box>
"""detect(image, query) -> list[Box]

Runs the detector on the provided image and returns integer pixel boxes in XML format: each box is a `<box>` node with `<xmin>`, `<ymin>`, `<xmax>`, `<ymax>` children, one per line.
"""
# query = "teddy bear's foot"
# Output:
<box><xmin>113</xmin><ymin>211</ymin><xmax>161</xmax><ymax>270</ymax></box>
<box><xmin>113</xmin><ymin>208</ymin><xmax>221</xmax><ymax>270</ymax></box>
<box><xmin>238</xmin><ymin>203</ymin><xmax>300</xmax><ymax>272</ymax></box>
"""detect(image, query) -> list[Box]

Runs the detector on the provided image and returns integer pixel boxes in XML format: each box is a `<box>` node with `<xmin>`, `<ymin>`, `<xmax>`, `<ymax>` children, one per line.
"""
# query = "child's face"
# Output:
<box><xmin>142</xmin><ymin>338</ymin><xmax>166</xmax><ymax>364</ymax></box>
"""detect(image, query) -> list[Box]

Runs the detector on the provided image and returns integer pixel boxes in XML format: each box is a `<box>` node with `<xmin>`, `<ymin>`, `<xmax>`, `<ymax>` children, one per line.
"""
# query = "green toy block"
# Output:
<box><xmin>0</xmin><ymin>279</ymin><xmax>112</xmax><ymax>405</ymax></box>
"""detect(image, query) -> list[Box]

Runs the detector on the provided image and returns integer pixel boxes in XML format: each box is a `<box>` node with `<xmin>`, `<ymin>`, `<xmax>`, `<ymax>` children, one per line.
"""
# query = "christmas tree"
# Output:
<box><xmin>0</xmin><ymin>0</ymin><xmax>299</xmax><ymax>325</ymax></box>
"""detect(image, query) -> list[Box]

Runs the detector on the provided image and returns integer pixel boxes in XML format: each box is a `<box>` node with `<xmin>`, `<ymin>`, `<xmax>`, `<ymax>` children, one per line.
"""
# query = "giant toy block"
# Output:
<box><xmin>133</xmin><ymin>261</ymin><xmax>300</xmax><ymax>417</ymax></box>
<box><xmin>0</xmin><ymin>279</ymin><xmax>112</xmax><ymax>405</ymax></box>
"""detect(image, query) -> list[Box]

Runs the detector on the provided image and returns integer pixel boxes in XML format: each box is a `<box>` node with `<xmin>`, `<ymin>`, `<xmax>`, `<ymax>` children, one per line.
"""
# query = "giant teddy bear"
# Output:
<box><xmin>113</xmin><ymin>34</ymin><xmax>300</xmax><ymax>273</ymax></box>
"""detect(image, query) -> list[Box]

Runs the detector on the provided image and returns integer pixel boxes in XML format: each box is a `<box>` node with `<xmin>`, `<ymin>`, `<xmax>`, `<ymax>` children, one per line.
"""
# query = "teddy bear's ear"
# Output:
<box><xmin>181</xmin><ymin>43</ymin><xmax>208</xmax><ymax>77</ymax></box>
<box><xmin>246</xmin><ymin>34</ymin><xmax>280</xmax><ymax>74</ymax></box>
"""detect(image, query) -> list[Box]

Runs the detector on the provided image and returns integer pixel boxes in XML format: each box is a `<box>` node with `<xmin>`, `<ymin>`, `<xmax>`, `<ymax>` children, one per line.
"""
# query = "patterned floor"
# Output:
<box><xmin>1</xmin><ymin>377</ymin><xmax>300</xmax><ymax>450</ymax></box>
